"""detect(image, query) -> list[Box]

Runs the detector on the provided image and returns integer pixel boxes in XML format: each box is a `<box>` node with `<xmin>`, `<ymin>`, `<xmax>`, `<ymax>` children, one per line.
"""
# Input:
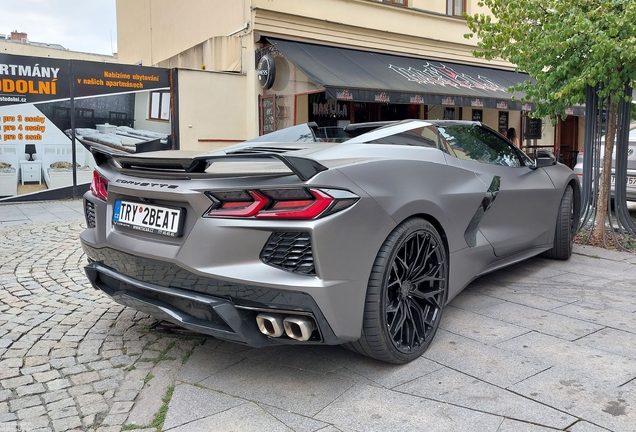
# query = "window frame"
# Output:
<box><xmin>382</xmin><ymin>0</ymin><xmax>408</xmax><ymax>6</ymax></box>
<box><xmin>446</xmin><ymin>0</ymin><xmax>466</xmax><ymax>16</ymax></box>
<box><xmin>149</xmin><ymin>90</ymin><xmax>171</xmax><ymax>122</ymax></box>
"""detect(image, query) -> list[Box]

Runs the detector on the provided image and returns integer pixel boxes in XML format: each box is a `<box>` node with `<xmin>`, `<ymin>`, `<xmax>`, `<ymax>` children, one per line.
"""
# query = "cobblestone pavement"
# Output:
<box><xmin>0</xmin><ymin>207</ymin><xmax>207</xmax><ymax>432</ymax></box>
<box><xmin>1</xmin><ymin>201</ymin><xmax>636</xmax><ymax>432</ymax></box>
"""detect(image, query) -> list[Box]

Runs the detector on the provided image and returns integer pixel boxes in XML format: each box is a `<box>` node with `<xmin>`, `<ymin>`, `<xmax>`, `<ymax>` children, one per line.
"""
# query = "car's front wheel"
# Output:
<box><xmin>346</xmin><ymin>218</ymin><xmax>448</xmax><ymax>364</ymax></box>
<box><xmin>542</xmin><ymin>185</ymin><xmax>574</xmax><ymax>260</ymax></box>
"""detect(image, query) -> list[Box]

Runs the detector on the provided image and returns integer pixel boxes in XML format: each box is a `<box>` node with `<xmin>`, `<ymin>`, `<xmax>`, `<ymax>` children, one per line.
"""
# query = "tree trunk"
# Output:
<box><xmin>589</xmin><ymin>99</ymin><xmax>619</xmax><ymax>245</ymax></box>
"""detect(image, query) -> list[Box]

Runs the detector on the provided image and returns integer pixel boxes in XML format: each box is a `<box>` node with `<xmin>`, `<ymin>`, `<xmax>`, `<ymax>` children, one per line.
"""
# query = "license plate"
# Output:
<box><xmin>113</xmin><ymin>200</ymin><xmax>185</xmax><ymax>237</ymax></box>
<box><xmin>610</xmin><ymin>175</ymin><xmax>636</xmax><ymax>187</ymax></box>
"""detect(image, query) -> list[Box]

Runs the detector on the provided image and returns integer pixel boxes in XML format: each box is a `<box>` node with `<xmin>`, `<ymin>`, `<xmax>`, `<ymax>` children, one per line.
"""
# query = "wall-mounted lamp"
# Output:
<box><xmin>25</xmin><ymin>144</ymin><xmax>37</xmax><ymax>161</ymax></box>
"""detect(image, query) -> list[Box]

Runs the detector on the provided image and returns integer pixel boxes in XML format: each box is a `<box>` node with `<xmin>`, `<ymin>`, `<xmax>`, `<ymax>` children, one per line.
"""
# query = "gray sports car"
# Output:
<box><xmin>80</xmin><ymin>120</ymin><xmax>580</xmax><ymax>364</ymax></box>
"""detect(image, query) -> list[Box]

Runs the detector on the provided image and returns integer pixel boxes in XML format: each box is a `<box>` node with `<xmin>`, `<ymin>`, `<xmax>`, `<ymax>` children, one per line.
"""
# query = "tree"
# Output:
<box><xmin>465</xmin><ymin>0</ymin><xmax>636</xmax><ymax>245</ymax></box>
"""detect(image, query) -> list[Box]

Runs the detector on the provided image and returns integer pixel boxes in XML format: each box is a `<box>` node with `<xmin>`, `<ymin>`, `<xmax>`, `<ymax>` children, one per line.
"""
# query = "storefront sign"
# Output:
<box><xmin>0</xmin><ymin>55</ymin><xmax>170</xmax><ymax>106</ymax></box>
<box><xmin>496</xmin><ymin>101</ymin><xmax>508</xmax><ymax>110</ymax></box>
<box><xmin>565</xmin><ymin>108</ymin><xmax>574</xmax><ymax>115</ymax></box>
<box><xmin>409</xmin><ymin>95</ymin><xmax>424</xmax><ymax>104</ymax></box>
<box><xmin>312</xmin><ymin>99</ymin><xmax>348</xmax><ymax>117</ymax></box>
<box><xmin>442</xmin><ymin>97</ymin><xmax>455</xmax><ymax>106</ymax></box>
<box><xmin>471</xmin><ymin>99</ymin><xmax>483</xmax><ymax>107</ymax></box>
<box><xmin>260</xmin><ymin>95</ymin><xmax>276</xmax><ymax>134</ymax></box>
<box><xmin>389</xmin><ymin>63</ymin><xmax>508</xmax><ymax>93</ymax></box>
<box><xmin>374</xmin><ymin>92</ymin><xmax>390</xmax><ymax>103</ymax></box>
<box><xmin>336</xmin><ymin>90</ymin><xmax>354</xmax><ymax>100</ymax></box>
<box><xmin>525</xmin><ymin>117</ymin><xmax>543</xmax><ymax>139</ymax></box>
<box><xmin>498</xmin><ymin>111</ymin><xmax>509</xmax><ymax>133</ymax></box>
<box><xmin>521</xmin><ymin>103</ymin><xmax>533</xmax><ymax>112</ymax></box>
<box><xmin>256</xmin><ymin>54</ymin><xmax>276</xmax><ymax>90</ymax></box>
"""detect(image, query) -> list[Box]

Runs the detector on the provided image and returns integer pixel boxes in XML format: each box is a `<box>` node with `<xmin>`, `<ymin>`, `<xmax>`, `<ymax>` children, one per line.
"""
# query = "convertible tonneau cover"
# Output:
<box><xmin>80</xmin><ymin>138</ymin><xmax>329</xmax><ymax>181</ymax></box>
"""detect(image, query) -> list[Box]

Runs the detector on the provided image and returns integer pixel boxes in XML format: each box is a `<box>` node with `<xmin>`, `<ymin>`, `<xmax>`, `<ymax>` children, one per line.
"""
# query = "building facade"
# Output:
<box><xmin>116</xmin><ymin>0</ymin><xmax>583</xmax><ymax>166</ymax></box>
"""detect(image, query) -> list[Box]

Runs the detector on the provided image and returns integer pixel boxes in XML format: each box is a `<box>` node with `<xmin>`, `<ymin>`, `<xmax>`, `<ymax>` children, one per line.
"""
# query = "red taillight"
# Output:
<box><xmin>207</xmin><ymin>190</ymin><xmax>268</xmax><ymax>217</ymax></box>
<box><xmin>90</xmin><ymin>171</ymin><xmax>108</xmax><ymax>201</ymax></box>
<box><xmin>256</xmin><ymin>189</ymin><xmax>333</xmax><ymax>219</ymax></box>
<box><xmin>204</xmin><ymin>188</ymin><xmax>357</xmax><ymax>220</ymax></box>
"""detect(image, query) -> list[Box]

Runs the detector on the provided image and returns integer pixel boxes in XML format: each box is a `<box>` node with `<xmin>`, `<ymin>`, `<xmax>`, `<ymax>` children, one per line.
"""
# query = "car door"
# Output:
<box><xmin>438</xmin><ymin>124</ymin><xmax>558</xmax><ymax>257</ymax></box>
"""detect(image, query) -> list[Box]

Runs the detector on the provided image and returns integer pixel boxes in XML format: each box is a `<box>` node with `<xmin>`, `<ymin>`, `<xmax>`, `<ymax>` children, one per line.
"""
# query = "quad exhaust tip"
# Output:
<box><xmin>256</xmin><ymin>313</ymin><xmax>316</xmax><ymax>341</ymax></box>
<box><xmin>283</xmin><ymin>316</ymin><xmax>316</xmax><ymax>341</ymax></box>
<box><xmin>256</xmin><ymin>314</ymin><xmax>284</xmax><ymax>337</ymax></box>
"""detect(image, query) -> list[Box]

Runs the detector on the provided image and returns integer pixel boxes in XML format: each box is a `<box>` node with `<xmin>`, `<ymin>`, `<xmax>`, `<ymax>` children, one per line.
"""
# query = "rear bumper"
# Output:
<box><xmin>83</xmin><ymin>254</ymin><xmax>344</xmax><ymax>346</ymax></box>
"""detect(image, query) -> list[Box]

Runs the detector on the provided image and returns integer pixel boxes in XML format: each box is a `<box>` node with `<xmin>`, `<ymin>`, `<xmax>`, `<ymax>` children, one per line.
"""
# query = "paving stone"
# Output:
<box><xmin>70</xmin><ymin>371</ymin><xmax>100</xmax><ymax>386</ymax></box>
<box><xmin>163</xmin><ymin>384</ymin><xmax>245</xmax><ymax>430</ymax></box>
<box><xmin>509</xmin><ymin>367</ymin><xmax>636</xmax><ymax>432</ymax></box>
<box><xmin>101</xmin><ymin>413</ymin><xmax>128</xmax><ymax>426</ymax></box>
<box><xmin>439</xmin><ymin>306</ymin><xmax>531</xmax><ymax>345</ymax></box>
<box><xmin>49</xmin><ymin>357</ymin><xmax>75</xmax><ymax>369</ymax></box>
<box><xmin>552</xmin><ymin>301</ymin><xmax>636</xmax><ymax>333</ymax></box>
<box><xmin>422</xmin><ymin>329</ymin><xmax>549</xmax><ymax>388</ymax></box>
<box><xmin>8</xmin><ymin>396</ymin><xmax>41</xmax><ymax>411</ymax></box>
<box><xmin>0</xmin><ymin>390</ymin><xmax>12</xmax><ymax>402</ymax></box>
<box><xmin>497</xmin><ymin>332</ymin><xmax>636</xmax><ymax>388</ymax></box>
<box><xmin>0</xmin><ymin>369</ymin><xmax>19</xmax><ymax>381</ymax></box>
<box><xmin>394</xmin><ymin>367</ymin><xmax>576</xmax><ymax>429</ymax></box>
<box><xmin>41</xmin><ymin>390</ymin><xmax>70</xmax><ymax>404</ymax></box>
<box><xmin>16</xmin><ymin>404</ymin><xmax>46</xmax><ymax>420</ymax></box>
<box><xmin>476</xmin><ymin>301</ymin><xmax>604</xmax><ymax>341</ymax></box>
<box><xmin>46</xmin><ymin>397</ymin><xmax>75</xmax><ymax>412</ymax></box>
<box><xmin>33</xmin><ymin>370</ymin><xmax>61</xmax><ymax>383</ymax></box>
<box><xmin>165</xmin><ymin>402</ymin><xmax>292</xmax><ymax>432</ymax></box>
<box><xmin>200</xmin><ymin>356</ymin><xmax>355</xmax><ymax>417</ymax></box>
<box><xmin>20</xmin><ymin>364</ymin><xmax>50</xmax><ymax>376</ymax></box>
<box><xmin>17</xmin><ymin>415</ymin><xmax>50</xmax><ymax>431</ymax></box>
<box><xmin>51</xmin><ymin>415</ymin><xmax>82</xmax><ymax>431</ymax></box>
<box><xmin>0</xmin><ymin>412</ymin><xmax>17</xmax><ymax>422</ymax></box>
<box><xmin>1</xmin><ymin>375</ymin><xmax>33</xmax><ymax>389</ymax></box>
<box><xmin>67</xmin><ymin>384</ymin><xmax>93</xmax><ymax>397</ymax></box>
<box><xmin>60</xmin><ymin>364</ymin><xmax>88</xmax><ymax>376</ymax></box>
<box><xmin>92</xmin><ymin>378</ymin><xmax>119</xmax><ymax>393</ymax></box>
<box><xmin>315</xmin><ymin>383</ymin><xmax>504</xmax><ymax>432</ymax></box>
<box><xmin>45</xmin><ymin>379</ymin><xmax>71</xmax><ymax>392</ymax></box>
<box><xmin>24</xmin><ymin>356</ymin><xmax>50</xmax><ymax>368</ymax></box>
<box><xmin>259</xmin><ymin>403</ymin><xmax>330</xmax><ymax>432</ymax></box>
<box><xmin>49</xmin><ymin>405</ymin><xmax>79</xmax><ymax>420</ymax></box>
<box><xmin>79</xmin><ymin>401</ymin><xmax>110</xmax><ymax>416</ymax></box>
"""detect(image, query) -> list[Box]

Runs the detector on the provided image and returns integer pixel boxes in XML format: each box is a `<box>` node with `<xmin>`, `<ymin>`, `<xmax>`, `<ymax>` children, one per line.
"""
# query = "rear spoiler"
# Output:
<box><xmin>80</xmin><ymin>138</ymin><xmax>328</xmax><ymax>182</ymax></box>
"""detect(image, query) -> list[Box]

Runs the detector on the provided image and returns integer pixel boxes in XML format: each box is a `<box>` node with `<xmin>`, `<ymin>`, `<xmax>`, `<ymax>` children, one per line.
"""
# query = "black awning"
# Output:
<box><xmin>267</xmin><ymin>38</ymin><xmax>535</xmax><ymax>111</ymax></box>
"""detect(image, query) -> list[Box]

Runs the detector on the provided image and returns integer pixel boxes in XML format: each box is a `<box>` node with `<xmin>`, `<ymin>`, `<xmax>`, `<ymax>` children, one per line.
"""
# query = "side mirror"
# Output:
<box><xmin>530</xmin><ymin>149</ymin><xmax>556</xmax><ymax>170</ymax></box>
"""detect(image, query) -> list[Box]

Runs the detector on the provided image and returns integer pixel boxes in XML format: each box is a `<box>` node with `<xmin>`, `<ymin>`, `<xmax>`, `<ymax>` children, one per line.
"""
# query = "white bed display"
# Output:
<box><xmin>0</xmin><ymin>145</ymin><xmax>19</xmax><ymax>197</ymax></box>
<box><xmin>41</xmin><ymin>144</ymin><xmax>94</xmax><ymax>189</ymax></box>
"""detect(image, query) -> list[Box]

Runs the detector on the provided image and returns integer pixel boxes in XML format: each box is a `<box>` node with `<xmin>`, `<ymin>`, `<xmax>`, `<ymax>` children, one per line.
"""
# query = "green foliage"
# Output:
<box><xmin>465</xmin><ymin>0</ymin><xmax>636</xmax><ymax>119</ymax></box>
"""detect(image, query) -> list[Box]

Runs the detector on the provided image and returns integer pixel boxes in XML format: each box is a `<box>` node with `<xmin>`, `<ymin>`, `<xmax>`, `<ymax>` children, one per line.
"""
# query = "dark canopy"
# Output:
<box><xmin>268</xmin><ymin>38</ymin><xmax>535</xmax><ymax>111</ymax></box>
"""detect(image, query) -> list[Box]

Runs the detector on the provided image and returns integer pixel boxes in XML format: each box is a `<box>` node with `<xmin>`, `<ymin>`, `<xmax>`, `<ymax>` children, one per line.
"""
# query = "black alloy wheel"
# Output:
<box><xmin>346</xmin><ymin>218</ymin><xmax>448</xmax><ymax>364</ymax></box>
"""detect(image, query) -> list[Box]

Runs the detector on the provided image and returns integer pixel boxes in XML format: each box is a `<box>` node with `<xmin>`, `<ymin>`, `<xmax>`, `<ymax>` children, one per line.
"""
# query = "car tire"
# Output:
<box><xmin>345</xmin><ymin>218</ymin><xmax>448</xmax><ymax>364</ymax></box>
<box><xmin>542</xmin><ymin>185</ymin><xmax>574</xmax><ymax>260</ymax></box>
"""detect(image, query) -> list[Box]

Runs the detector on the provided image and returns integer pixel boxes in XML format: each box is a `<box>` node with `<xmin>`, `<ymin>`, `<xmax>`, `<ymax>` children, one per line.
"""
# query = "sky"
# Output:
<box><xmin>0</xmin><ymin>0</ymin><xmax>117</xmax><ymax>56</ymax></box>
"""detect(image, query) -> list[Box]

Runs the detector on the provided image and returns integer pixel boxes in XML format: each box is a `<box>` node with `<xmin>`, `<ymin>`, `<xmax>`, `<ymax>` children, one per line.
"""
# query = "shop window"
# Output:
<box><xmin>149</xmin><ymin>91</ymin><xmax>170</xmax><ymax>121</ymax></box>
<box><xmin>75</xmin><ymin>108</ymin><xmax>94</xmax><ymax>119</ymax></box>
<box><xmin>447</xmin><ymin>0</ymin><xmax>465</xmax><ymax>16</ymax></box>
<box><xmin>443</xmin><ymin>107</ymin><xmax>456</xmax><ymax>120</ymax></box>
<box><xmin>52</xmin><ymin>106</ymin><xmax>70</xmax><ymax>119</ymax></box>
<box><xmin>383</xmin><ymin>0</ymin><xmax>407</xmax><ymax>5</ymax></box>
